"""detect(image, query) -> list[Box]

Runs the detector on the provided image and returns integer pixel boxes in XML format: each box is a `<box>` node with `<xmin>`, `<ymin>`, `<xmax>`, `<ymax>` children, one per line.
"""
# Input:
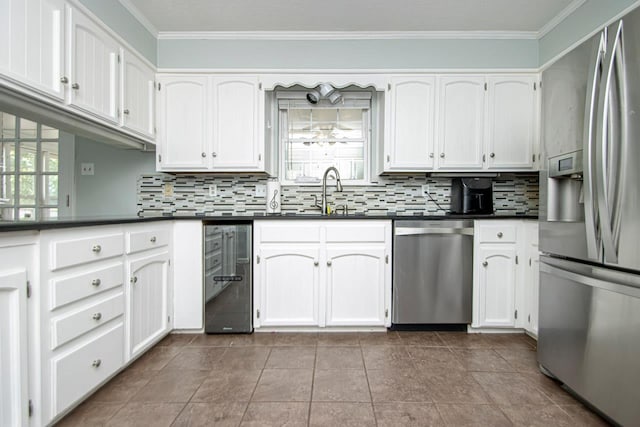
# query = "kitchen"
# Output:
<box><xmin>0</xmin><ymin>0</ymin><xmax>637</xmax><ymax>426</ymax></box>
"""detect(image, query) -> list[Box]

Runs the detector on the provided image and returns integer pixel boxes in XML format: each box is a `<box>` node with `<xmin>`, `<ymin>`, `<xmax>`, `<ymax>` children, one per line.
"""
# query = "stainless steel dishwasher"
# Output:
<box><xmin>393</xmin><ymin>220</ymin><xmax>473</xmax><ymax>326</ymax></box>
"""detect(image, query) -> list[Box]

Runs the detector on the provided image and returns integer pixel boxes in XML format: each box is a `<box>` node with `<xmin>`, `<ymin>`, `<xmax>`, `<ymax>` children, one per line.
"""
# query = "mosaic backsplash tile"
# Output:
<box><xmin>137</xmin><ymin>174</ymin><xmax>539</xmax><ymax>217</ymax></box>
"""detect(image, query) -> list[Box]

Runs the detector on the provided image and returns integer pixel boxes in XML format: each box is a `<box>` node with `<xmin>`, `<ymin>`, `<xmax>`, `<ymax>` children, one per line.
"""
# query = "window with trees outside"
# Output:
<box><xmin>0</xmin><ymin>111</ymin><xmax>59</xmax><ymax>221</ymax></box>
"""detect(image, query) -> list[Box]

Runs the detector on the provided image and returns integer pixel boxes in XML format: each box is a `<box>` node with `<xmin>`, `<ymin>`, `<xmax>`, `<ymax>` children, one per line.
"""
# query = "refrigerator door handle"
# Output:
<box><xmin>583</xmin><ymin>31</ymin><xmax>606</xmax><ymax>261</ymax></box>
<box><xmin>595</xmin><ymin>20</ymin><xmax>624</xmax><ymax>264</ymax></box>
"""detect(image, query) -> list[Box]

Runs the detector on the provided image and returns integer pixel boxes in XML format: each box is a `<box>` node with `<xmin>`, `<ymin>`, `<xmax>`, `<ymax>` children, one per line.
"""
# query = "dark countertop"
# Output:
<box><xmin>0</xmin><ymin>213</ymin><xmax>538</xmax><ymax>232</ymax></box>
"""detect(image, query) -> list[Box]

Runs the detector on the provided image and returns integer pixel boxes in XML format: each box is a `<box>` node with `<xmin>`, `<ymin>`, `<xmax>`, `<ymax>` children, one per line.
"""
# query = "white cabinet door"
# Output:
<box><xmin>487</xmin><ymin>76</ymin><xmax>536</xmax><ymax>169</ymax></box>
<box><xmin>386</xmin><ymin>76</ymin><xmax>436</xmax><ymax>171</ymax></box>
<box><xmin>0</xmin><ymin>270</ymin><xmax>29</xmax><ymax>427</ymax></box>
<box><xmin>67</xmin><ymin>6</ymin><xmax>120</xmax><ymax>123</ymax></box>
<box><xmin>128</xmin><ymin>252</ymin><xmax>170</xmax><ymax>358</ymax></box>
<box><xmin>0</xmin><ymin>0</ymin><xmax>66</xmax><ymax>100</ymax></box>
<box><xmin>121</xmin><ymin>50</ymin><xmax>155</xmax><ymax>138</ymax></box>
<box><xmin>437</xmin><ymin>76</ymin><xmax>485</xmax><ymax>169</ymax></box>
<box><xmin>255</xmin><ymin>245</ymin><xmax>320</xmax><ymax>327</ymax></box>
<box><xmin>477</xmin><ymin>246</ymin><xmax>517</xmax><ymax>327</ymax></box>
<box><xmin>156</xmin><ymin>76</ymin><xmax>210</xmax><ymax>171</ymax></box>
<box><xmin>211</xmin><ymin>76</ymin><xmax>264</xmax><ymax>171</ymax></box>
<box><xmin>325</xmin><ymin>245</ymin><xmax>388</xmax><ymax>326</ymax></box>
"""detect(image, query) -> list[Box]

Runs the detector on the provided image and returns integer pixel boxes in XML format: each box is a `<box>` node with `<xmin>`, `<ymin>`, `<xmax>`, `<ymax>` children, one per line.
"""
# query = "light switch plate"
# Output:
<box><xmin>80</xmin><ymin>163</ymin><xmax>94</xmax><ymax>176</ymax></box>
<box><xmin>255</xmin><ymin>185</ymin><xmax>266</xmax><ymax>197</ymax></box>
<box><xmin>209</xmin><ymin>185</ymin><xmax>217</xmax><ymax>197</ymax></box>
<box><xmin>163</xmin><ymin>183</ymin><xmax>174</xmax><ymax>197</ymax></box>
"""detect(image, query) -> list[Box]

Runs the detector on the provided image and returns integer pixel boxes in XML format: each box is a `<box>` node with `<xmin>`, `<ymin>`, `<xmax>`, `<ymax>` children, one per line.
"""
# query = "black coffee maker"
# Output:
<box><xmin>450</xmin><ymin>178</ymin><xmax>494</xmax><ymax>215</ymax></box>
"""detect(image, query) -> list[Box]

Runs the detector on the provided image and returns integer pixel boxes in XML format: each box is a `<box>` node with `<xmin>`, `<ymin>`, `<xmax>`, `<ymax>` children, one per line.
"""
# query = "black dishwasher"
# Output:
<box><xmin>203</xmin><ymin>222</ymin><xmax>253</xmax><ymax>333</ymax></box>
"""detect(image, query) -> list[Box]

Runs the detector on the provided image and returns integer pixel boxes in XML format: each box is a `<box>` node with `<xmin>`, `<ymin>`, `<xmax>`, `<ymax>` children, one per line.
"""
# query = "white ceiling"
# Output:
<box><xmin>121</xmin><ymin>0</ymin><xmax>582</xmax><ymax>37</ymax></box>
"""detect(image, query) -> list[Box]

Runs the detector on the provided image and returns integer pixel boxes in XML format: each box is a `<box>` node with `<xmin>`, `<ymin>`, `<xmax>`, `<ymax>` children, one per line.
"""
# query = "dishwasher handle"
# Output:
<box><xmin>395</xmin><ymin>227</ymin><xmax>474</xmax><ymax>236</ymax></box>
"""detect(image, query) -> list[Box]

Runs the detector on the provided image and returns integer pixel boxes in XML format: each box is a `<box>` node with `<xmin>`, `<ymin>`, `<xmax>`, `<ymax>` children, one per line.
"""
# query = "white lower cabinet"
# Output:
<box><xmin>254</xmin><ymin>220</ymin><xmax>392</xmax><ymax>328</ymax></box>
<box><xmin>472</xmin><ymin>220</ymin><xmax>539</xmax><ymax>332</ymax></box>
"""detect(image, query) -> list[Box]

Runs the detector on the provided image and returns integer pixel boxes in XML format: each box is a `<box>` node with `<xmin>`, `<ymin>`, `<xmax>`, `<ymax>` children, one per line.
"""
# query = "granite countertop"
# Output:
<box><xmin>0</xmin><ymin>212</ymin><xmax>539</xmax><ymax>232</ymax></box>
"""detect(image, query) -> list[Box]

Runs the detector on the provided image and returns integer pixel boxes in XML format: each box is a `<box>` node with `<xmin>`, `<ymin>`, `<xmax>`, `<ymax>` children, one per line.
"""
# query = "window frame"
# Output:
<box><xmin>276</xmin><ymin>90</ymin><xmax>373</xmax><ymax>186</ymax></box>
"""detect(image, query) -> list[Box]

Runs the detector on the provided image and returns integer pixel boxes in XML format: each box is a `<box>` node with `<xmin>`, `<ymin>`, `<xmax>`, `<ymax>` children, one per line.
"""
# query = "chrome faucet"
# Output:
<box><xmin>321</xmin><ymin>166</ymin><xmax>343</xmax><ymax>215</ymax></box>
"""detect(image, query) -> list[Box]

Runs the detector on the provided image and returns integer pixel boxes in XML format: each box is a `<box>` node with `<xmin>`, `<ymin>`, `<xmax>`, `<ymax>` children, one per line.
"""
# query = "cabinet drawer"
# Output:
<box><xmin>205</xmin><ymin>250</ymin><xmax>222</xmax><ymax>271</ymax></box>
<box><xmin>51</xmin><ymin>293</ymin><xmax>124</xmax><ymax>349</ymax></box>
<box><xmin>126</xmin><ymin>228</ymin><xmax>170</xmax><ymax>254</ymax></box>
<box><xmin>205</xmin><ymin>236</ymin><xmax>223</xmax><ymax>253</ymax></box>
<box><xmin>478</xmin><ymin>224</ymin><xmax>517</xmax><ymax>243</ymax></box>
<box><xmin>50</xmin><ymin>263</ymin><xmax>124</xmax><ymax>310</ymax></box>
<box><xmin>53</xmin><ymin>323</ymin><xmax>124</xmax><ymax>415</ymax></box>
<box><xmin>51</xmin><ymin>233</ymin><xmax>124</xmax><ymax>271</ymax></box>
<box><xmin>259</xmin><ymin>224</ymin><xmax>320</xmax><ymax>243</ymax></box>
<box><xmin>326</xmin><ymin>224</ymin><xmax>387</xmax><ymax>243</ymax></box>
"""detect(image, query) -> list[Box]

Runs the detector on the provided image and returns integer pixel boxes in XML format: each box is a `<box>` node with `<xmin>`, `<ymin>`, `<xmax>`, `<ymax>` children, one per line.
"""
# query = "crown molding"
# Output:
<box><xmin>157</xmin><ymin>30</ymin><xmax>539</xmax><ymax>41</ymax></box>
<box><xmin>537</xmin><ymin>0</ymin><xmax>587</xmax><ymax>38</ymax></box>
<box><xmin>118</xmin><ymin>0</ymin><xmax>159</xmax><ymax>37</ymax></box>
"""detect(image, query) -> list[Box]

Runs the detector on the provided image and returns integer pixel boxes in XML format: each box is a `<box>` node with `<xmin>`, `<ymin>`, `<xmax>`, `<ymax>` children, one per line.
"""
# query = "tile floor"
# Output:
<box><xmin>57</xmin><ymin>331</ymin><xmax>610</xmax><ymax>426</ymax></box>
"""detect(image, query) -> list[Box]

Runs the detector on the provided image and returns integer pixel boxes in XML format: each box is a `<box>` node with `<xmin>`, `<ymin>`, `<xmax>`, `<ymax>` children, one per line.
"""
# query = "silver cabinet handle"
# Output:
<box><xmin>150</xmin><ymin>236</ymin><xmax>157</xmax><ymax>243</ymax></box>
<box><xmin>327</xmin><ymin>260</ymin><xmax>332</xmax><ymax>266</ymax></box>
<box><xmin>123</xmin><ymin>109</ymin><xmax>130</xmax><ymax>115</ymax></box>
<box><xmin>314</xmin><ymin>261</ymin><xmax>319</xmax><ymax>266</ymax></box>
<box><xmin>497</xmin><ymin>232</ymin><xmax>503</xmax><ymax>238</ymax></box>
<box><xmin>212</xmin><ymin>152</ymin><xmax>217</xmax><ymax>158</ymax></box>
<box><xmin>72</xmin><ymin>83</ymin><xmax>80</xmax><ymax>90</ymax></box>
<box><xmin>429</xmin><ymin>153</ymin><xmax>434</xmax><ymax>158</ymax></box>
<box><xmin>440</xmin><ymin>153</ymin><xmax>445</xmax><ymax>158</ymax></box>
<box><xmin>60</xmin><ymin>76</ymin><xmax>69</xmax><ymax>84</ymax></box>
<box><xmin>92</xmin><ymin>312</ymin><xmax>102</xmax><ymax>321</ymax></box>
<box><xmin>201</xmin><ymin>152</ymin><xmax>206</xmax><ymax>157</ymax></box>
<box><xmin>92</xmin><ymin>245</ymin><xmax>102</xmax><ymax>253</ymax></box>
<box><xmin>92</xmin><ymin>359</ymin><xmax>102</xmax><ymax>368</ymax></box>
<box><xmin>490</xmin><ymin>153</ymin><xmax>495</xmax><ymax>158</ymax></box>
<box><xmin>482</xmin><ymin>261</ymin><xmax>488</xmax><ymax>267</ymax></box>
<box><xmin>92</xmin><ymin>278</ymin><xmax>101</xmax><ymax>287</ymax></box>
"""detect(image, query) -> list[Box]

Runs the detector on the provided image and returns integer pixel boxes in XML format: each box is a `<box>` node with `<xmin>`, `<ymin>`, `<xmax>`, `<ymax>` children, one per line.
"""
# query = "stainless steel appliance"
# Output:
<box><xmin>539</xmin><ymin>7</ymin><xmax>640</xmax><ymax>425</ymax></box>
<box><xmin>450</xmin><ymin>177</ymin><xmax>494</xmax><ymax>215</ymax></box>
<box><xmin>204</xmin><ymin>222</ymin><xmax>252</xmax><ymax>333</ymax></box>
<box><xmin>393</xmin><ymin>220</ymin><xmax>473</xmax><ymax>326</ymax></box>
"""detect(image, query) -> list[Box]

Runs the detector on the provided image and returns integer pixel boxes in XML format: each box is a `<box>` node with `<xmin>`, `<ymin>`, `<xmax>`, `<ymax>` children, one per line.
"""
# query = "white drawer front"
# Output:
<box><xmin>51</xmin><ymin>233</ymin><xmax>124</xmax><ymax>271</ymax></box>
<box><xmin>259</xmin><ymin>224</ymin><xmax>320</xmax><ymax>243</ymax></box>
<box><xmin>53</xmin><ymin>323</ymin><xmax>124</xmax><ymax>415</ymax></box>
<box><xmin>51</xmin><ymin>293</ymin><xmax>124</xmax><ymax>349</ymax></box>
<box><xmin>126</xmin><ymin>228</ymin><xmax>170</xmax><ymax>254</ymax></box>
<box><xmin>325</xmin><ymin>224</ymin><xmax>387</xmax><ymax>243</ymax></box>
<box><xmin>50</xmin><ymin>263</ymin><xmax>123</xmax><ymax>310</ymax></box>
<box><xmin>478</xmin><ymin>224</ymin><xmax>517</xmax><ymax>243</ymax></box>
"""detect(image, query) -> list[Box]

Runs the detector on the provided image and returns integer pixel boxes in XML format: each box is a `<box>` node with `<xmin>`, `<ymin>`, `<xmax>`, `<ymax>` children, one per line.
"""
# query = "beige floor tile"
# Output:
<box><xmin>55</xmin><ymin>401</ymin><xmax>124</xmax><ymax>426</ymax></box>
<box><xmin>240</xmin><ymin>402</ymin><xmax>309</xmax><ymax>427</ymax></box>
<box><xmin>362</xmin><ymin>345</ymin><xmax>412</xmax><ymax>370</ymax></box>
<box><xmin>367</xmin><ymin>367</ymin><xmax>433</xmax><ymax>402</ymax></box>
<box><xmin>374</xmin><ymin>402</ymin><xmax>445</xmax><ymax>426</ymax></box>
<box><xmin>408</xmin><ymin>347</ymin><xmax>466</xmax><ymax>375</ymax></box>
<box><xmin>483</xmin><ymin>334</ymin><xmax>536</xmax><ymax>350</ymax></box>
<box><xmin>105</xmin><ymin>402</ymin><xmax>185</xmax><ymax>427</ymax></box>
<box><xmin>397</xmin><ymin>331</ymin><xmax>447</xmax><ymax>346</ymax></box>
<box><xmin>90</xmin><ymin>369</ymin><xmax>154</xmax><ymax>403</ymax></box>
<box><xmin>500</xmin><ymin>404</ymin><xmax>574</xmax><ymax>426</ymax></box>
<box><xmin>518</xmin><ymin>372</ymin><xmax>578</xmax><ymax>405</ymax></box>
<box><xmin>309</xmin><ymin>402</ymin><xmax>376</xmax><ymax>427</ymax></box>
<box><xmin>188</xmin><ymin>334</ymin><xmax>234</xmax><ymax>347</ymax></box>
<box><xmin>191</xmin><ymin>369</ymin><xmax>261</xmax><ymax>402</ymax></box>
<box><xmin>157</xmin><ymin>333</ymin><xmax>196</xmax><ymax>347</ymax></box>
<box><xmin>265</xmin><ymin>346</ymin><xmax>316</xmax><ymax>369</ymax></box>
<box><xmin>131</xmin><ymin>369</ymin><xmax>209</xmax><ymax>403</ymax></box>
<box><xmin>230</xmin><ymin>333</ymin><xmax>277</xmax><ymax>347</ymax></box>
<box><xmin>252</xmin><ymin>369</ymin><xmax>313</xmax><ymax>402</ymax></box>
<box><xmin>172</xmin><ymin>402</ymin><xmax>247</xmax><ymax>427</ymax></box>
<box><xmin>128</xmin><ymin>346</ymin><xmax>182</xmax><ymax>371</ymax></box>
<box><xmin>316</xmin><ymin>346</ymin><xmax>364</xmax><ymax>369</ymax></box>
<box><xmin>453</xmin><ymin>349</ymin><xmax>515</xmax><ymax>372</ymax></box>
<box><xmin>495</xmin><ymin>348</ymin><xmax>541</xmax><ymax>373</ymax></box>
<box><xmin>436</xmin><ymin>332</ymin><xmax>494</xmax><ymax>349</ymax></box>
<box><xmin>214</xmin><ymin>347</ymin><xmax>271</xmax><ymax>370</ymax></box>
<box><xmin>312</xmin><ymin>369</ymin><xmax>371</xmax><ymax>402</ymax></box>
<box><xmin>472</xmin><ymin>372</ymin><xmax>552</xmax><ymax>405</ymax></box>
<box><xmin>272</xmin><ymin>332</ymin><xmax>318</xmax><ymax>346</ymax></box>
<box><xmin>426</xmin><ymin>371</ymin><xmax>492</xmax><ymax>404</ymax></box>
<box><xmin>436</xmin><ymin>403</ymin><xmax>512</xmax><ymax>426</ymax></box>
<box><xmin>163</xmin><ymin>347</ymin><xmax>227</xmax><ymax>371</ymax></box>
<box><xmin>317</xmin><ymin>332</ymin><xmax>361</xmax><ymax>346</ymax></box>
<box><xmin>558</xmin><ymin>404</ymin><xmax>611</xmax><ymax>426</ymax></box>
<box><xmin>357</xmin><ymin>331</ymin><xmax>402</xmax><ymax>346</ymax></box>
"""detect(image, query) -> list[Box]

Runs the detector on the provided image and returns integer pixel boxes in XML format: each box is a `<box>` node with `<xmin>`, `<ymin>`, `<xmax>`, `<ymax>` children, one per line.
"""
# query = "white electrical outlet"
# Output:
<box><xmin>255</xmin><ymin>184</ymin><xmax>266</xmax><ymax>197</ymax></box>
<box><xmin>80</xmin><ymin>163</ymin><xmax>94</xmax><ymax>176</ymax></box>
<box><xmin>209</xmin><ymin>185</ymin><xmax>217</xmax><ymax>197</ymax></box>
<box><xmin>422</xmin><ymin>184</ymin><xmax>430</xmax><ymax>194</ymax></box>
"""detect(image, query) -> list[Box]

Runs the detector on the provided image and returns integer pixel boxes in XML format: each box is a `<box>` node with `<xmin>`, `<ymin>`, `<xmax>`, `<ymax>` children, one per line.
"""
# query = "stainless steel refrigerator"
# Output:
<box><xmin>539</xmin><ymin>7</ymin><xmax>640</xmax><ymax>426</ymax></box>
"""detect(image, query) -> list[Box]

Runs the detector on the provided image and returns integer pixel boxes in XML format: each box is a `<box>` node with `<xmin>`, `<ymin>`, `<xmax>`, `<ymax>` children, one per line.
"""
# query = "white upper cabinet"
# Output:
<box><xmin>211</xmin><ymin>76</ymin><xmax>264</xmax><ymax>171</ymax></box>
<box><xmin>0</xmin><ymin>0</ymin><xmax>66</xmax><ymax>100</ymax></box>
<box><xmin>385</xmin><ymin>76</ymin><xmax>436</xmax><ymax>171</ymax></box>
<box><xmin>156</xmin><ymin>75</ymin><xmax>210</xmax><ymax>171</ymax></box>
<box><xmin>121</xmin><ymin>50</ymin><xmax>155</xmax><ymax>138</ymax></box>
<box><xmin>487</xmin><ymin>76</ymin><xmax>536</xmax><ymax>169</ymax></box>
<box><xmin>437</xmin><ymin>76</ymin><xmax>486</xmax><ymax>169</ymax></box>
<box><xmin>67</xmin><ymin>6</ymin><xmax>120</xmax><ymax>123</ymax></box>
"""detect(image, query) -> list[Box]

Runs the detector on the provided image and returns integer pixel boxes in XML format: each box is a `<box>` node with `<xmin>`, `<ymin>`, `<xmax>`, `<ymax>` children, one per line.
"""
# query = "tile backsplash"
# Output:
<box><xmin>138</xmin><ymin>174</ymin><xmax>539</xmax><ymax>217</ymax></box>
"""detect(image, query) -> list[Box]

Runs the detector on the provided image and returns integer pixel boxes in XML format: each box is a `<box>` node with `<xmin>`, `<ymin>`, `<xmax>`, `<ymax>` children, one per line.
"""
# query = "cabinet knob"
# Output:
<box><xmin>314</xmin><ymin>261</ymin><xmax>319</xmax><ymax>266</ymax></box>
<box><xmin>490</xmin><ymin>153</ymin><xmax>495</xmax><ymax>158</ymax></box>
<box><xmin>92</xmin><ymin>244</ymin><xmax>102</xmax><ymax>253</ymax></box>
<box><xmin>440</xmin><ymin>153</ymin><xmax>445</xmax><ymax>158</ymax></box>
<box><xmin>482</xmin><ymin>261</ymin><xmax>488</xmax><ymax>267</ymax></box>
<box><xmin>201</xmin><ymin>152</ymin><xmax>206</xmax><ymax>157</ymax></box>
<box><xmin>386</xmin><ymin>155</ymin><xmax>390</xmax><ymax>162</ymax></box>
<box><xmin>131</xmin><ymin>276</ymin><xmax>138</xmax><ymax>284</ymax></box>
<box><xmin>212</xmin><ymin>152</ymin><xmax>217</xmax><ymax>158</ymax></box>
<box><xmin>123</xmin><ymin>109</ymin><xmax>130</xmax><ymax>115</ymax></box>
<box><xmin>72</xmin><ymin>83</ymin><xmax>80</xmax><ymax>90</ymax></box>
<box><xmin>92</xmin><ymin>312</ymin><xmax>102</xmax><ymax>321</ymax></box>
<box><xmin>497</xmin><ymin>232</ymin><xmax>503</xmax><ymax>238</ymax></box>
<box><xmin>60</xmin><ymin>76</ymin><xmax>69</xmax><ymax>84</ymax></box>
<box><xmin>91</xmin><ymin>278</ymin><xmax>101</xmax><ymax>287</ymax></box>
<box><xmin>327</xmin><ymin>260</ymin><xmax>332</xmax><ymax>266</ymax></box>
<box><xmin>429</xmin><ymin>153</ymin><xmax>434</xmax><ymax>158</ymax></box>
<box><xmin>92</xmin><ymin>359</ymin><xmax>102</xmax><ymax>368</ymax></box>
<box><xmin>150</xmin><ymin>236</ymin><xmax>157</xmax><ymax>243</ymax></box>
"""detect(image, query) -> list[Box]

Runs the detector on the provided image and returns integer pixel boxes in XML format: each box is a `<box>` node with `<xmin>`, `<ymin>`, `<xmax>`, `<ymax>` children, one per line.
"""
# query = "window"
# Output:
<box><xmin>0</xmin><ymin>112</ymin><xmax>59</xmax><ymax>221</ymax></box>
<box><xmin>278</xmin><ymin>91</ymin><xmax>371</xmax><ymax>185</ymax></box>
